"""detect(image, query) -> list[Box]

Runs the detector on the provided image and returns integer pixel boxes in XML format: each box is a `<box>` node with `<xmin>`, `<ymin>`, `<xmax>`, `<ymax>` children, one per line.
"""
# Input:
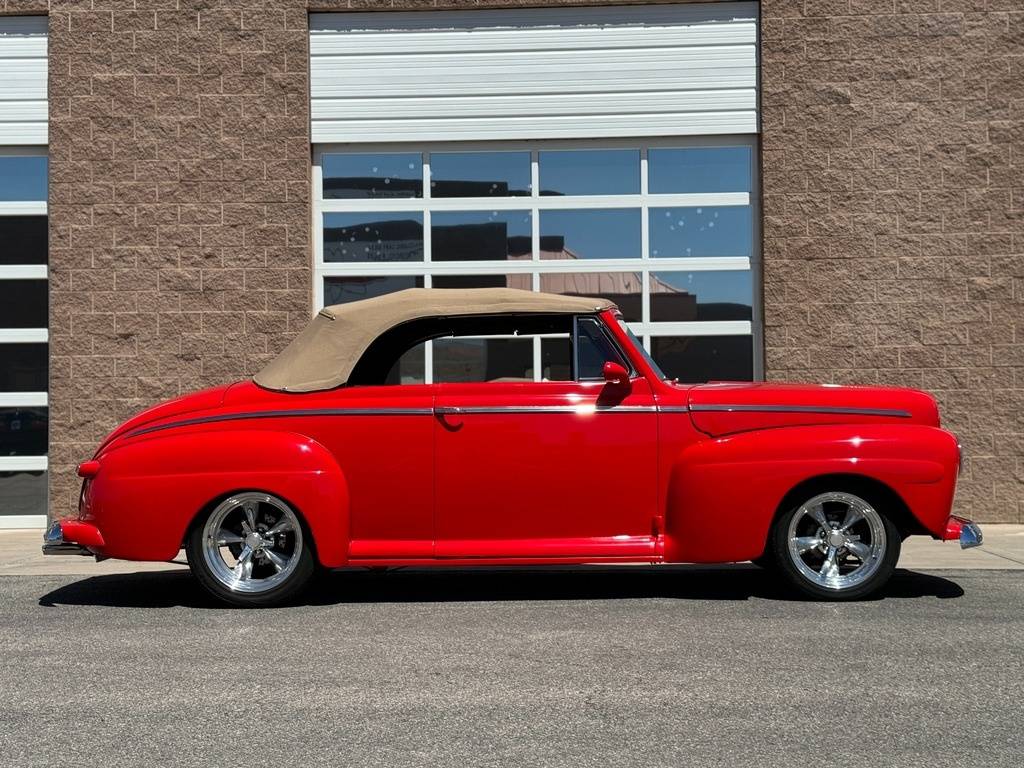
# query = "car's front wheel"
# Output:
<box><xmin>769</xmin><ymin>489</ymin><xmax>901</xmax><ymax>600</ymax></box>
<box><xmin>186</xmin><ymin>492</ymin><xmax>315</xmax><ymax>607</ymax></box>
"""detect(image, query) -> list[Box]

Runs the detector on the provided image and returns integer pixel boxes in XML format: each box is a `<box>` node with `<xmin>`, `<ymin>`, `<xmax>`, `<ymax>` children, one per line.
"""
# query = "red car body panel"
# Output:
<box><xmin>66</xmin><ymin>308</ymin><xmax>964</xmax><ymax>567</ymax></box>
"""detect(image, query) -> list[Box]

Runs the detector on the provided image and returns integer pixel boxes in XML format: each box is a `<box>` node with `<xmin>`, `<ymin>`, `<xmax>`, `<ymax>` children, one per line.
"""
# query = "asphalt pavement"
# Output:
<box><xmin>1</xmin><ymin>565</ymin><xmax>1021</xmax><ymax>767</ymax></box>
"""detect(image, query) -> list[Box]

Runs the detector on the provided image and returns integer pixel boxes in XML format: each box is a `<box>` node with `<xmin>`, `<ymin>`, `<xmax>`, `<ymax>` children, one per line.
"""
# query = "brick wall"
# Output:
<box><xmin>761</xmin><ymin>1</ymin><xmax>1024</xmax><ymax>522</ymax></box>
<box><xmin>45</xmin><ymin>0</ymin><xmax>311</xmax><ymax>515</ymax></box>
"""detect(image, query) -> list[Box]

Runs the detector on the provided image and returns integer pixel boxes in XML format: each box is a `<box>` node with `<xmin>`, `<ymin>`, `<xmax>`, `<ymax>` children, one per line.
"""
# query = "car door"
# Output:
<box><xmin>433</xmin><ymin>315</ymin><xmax>658</xmax><ymax>559</ymax></box>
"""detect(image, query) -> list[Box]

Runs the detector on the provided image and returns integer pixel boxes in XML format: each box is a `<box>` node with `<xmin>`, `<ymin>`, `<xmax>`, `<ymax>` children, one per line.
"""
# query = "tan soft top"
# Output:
<box><xmin>254</xmin><ymin>287</ymin><xmax>615</xmax><ymax>392</ymax></box>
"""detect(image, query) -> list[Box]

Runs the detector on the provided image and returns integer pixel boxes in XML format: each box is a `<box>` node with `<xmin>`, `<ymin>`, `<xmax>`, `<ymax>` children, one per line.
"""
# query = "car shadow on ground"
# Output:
<box><xmin>37</xmin><ymin>565</ymin><xmax>965</xmax><ymax>609</ymax></box>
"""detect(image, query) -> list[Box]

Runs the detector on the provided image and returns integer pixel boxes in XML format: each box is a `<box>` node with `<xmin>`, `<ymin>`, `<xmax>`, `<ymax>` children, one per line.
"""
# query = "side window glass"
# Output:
<box><xmin>575</xmin><ymin>317</ymin><xmax>626</xmax><ymax>380</ymax></box>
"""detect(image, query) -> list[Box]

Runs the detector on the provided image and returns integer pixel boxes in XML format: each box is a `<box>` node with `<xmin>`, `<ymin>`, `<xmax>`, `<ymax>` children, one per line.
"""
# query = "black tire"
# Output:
<box><xmin>186</xmin><ymin>492</ymin><xmax>316</xmax><ymax>608</ymax></box>
<box><xmin>768</xmin><ymin>487</ymin><xmax>901</xmax><ymax>601</ymax></box>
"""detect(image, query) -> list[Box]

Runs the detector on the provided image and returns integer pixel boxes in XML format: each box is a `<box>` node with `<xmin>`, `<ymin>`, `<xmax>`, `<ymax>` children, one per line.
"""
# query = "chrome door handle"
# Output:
<box><xmin>433</xmin><ymin>406</ymin><xmax>463</xmax><ymax>416</ymax></box>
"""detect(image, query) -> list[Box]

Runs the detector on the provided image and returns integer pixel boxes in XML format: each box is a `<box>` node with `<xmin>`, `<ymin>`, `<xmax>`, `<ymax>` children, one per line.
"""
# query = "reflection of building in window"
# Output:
<box><xmin>323</xmin><ymin>218</ymin><xmax>423</xmax><ymax>262</ymax></box>
<box><xmin>323</xmin><ymin>176</ymin><xmax>420</xmax><ymax>199</ymax></box>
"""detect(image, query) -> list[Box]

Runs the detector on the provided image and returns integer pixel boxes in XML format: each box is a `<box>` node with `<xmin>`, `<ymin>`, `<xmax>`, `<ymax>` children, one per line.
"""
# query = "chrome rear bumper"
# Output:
<box><xmin>959</xmin><ymin>520</ymin><xmax>983</xmax><ymax>549</ymax></box>
<box><xmin>41</xmin><ymin>521</ymin><xmax>93</xmax><ymax>556</ymax></box>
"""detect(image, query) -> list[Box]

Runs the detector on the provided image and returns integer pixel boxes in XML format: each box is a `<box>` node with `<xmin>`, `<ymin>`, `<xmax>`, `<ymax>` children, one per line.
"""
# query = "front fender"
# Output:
<box><xmin>83</xmin><ymin>429</ymin><xmax>350</xmax><ymax>566</ymax></box>
<box><xmin>665</xmin><ymin>424</ymin><xmax>960</xmax><ymax>563</ymax></box>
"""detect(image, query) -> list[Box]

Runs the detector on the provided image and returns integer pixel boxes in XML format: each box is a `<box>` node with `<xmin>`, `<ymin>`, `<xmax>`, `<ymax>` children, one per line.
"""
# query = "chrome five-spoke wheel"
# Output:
<box><xmin>770</xmin><ymin>488</ymin><xmax>901</xmax><ymax>600</ymax></box>
<box><xmin>187</xmin><ymin>492</ymin><xmax>314</xmax><ymax>607</ymax></box>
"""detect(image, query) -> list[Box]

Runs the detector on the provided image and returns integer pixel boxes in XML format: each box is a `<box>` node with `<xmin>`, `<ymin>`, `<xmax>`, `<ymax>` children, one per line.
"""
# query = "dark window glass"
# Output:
<box><xmin>433</xmin><ymin>338</ymin><xmax>533</xmax><ymax>383</ymax></box>
<box><xmin>0</xmin><ymin>156</ymin><xmax>47</xmax><ymax>202</ymax></box>
<box><xmin>650</xmin><ymin>206</ymin><xmax>752</xmax><ymax>258</ymax></box>
<box><xmin>384</xmin><ymin>342</ymin><xmax>426</xmax><ymax>386</ymax></box>
<box><xmin>323</xmin><ymin>213</ymin><xmax>423</xmax><ymax>263</ymax></box>
<box><xmin>0</xmin><ymin>470</ymin><xmax>47</xmax><ymax>516</ymax></box>
<box><xmin>540</xmin><ymin>209</ymin><xmax>640</xmax><ymax>260</ymax></box>
<box><xmin>322</xmin><ymin>153</ymin><xmax>422</xmax><ymax>199</ymax></box>
<box><xmin>0</xmin><ymin>407</ymin><xmax>48</xmax><ymax>455</ymax></box>
<box><xmin>0</xmin><ymin>217</ymin><xmax>47</xmax><ymax>265</ymax></box>
<box><xmin>0</xmin><ymin>344</ymin><xmax>47</xmax><ymax>392</ymax></box>
<box><xmin>323</xmin><ymin>275</ymin><xmax>423</xmax><ymax>306</ymax></box>
<box><xmin>540</xmin><ymin>337</ymin><xmax>572</xmax><ymax>381</ymax></box>
<box><xmin>650</xmin><ymin>271</ymin><xmax>753</xmax><ymax>322</ymax></box>
<box><xmin>539</xmin><ymin>149</ymin><xmax>639</xmax><ymax>196</ymax></box>
<box><xmin>431</xmin><ymin>210</ymin><xmax>531</xmax><ymax>262</ymax></box>
<box><xmin>433</xmin><ymin>274</ymin><xmax>531</xmax><ymax>291</ymax></box>
<box><xmin>651</xmin><ymin>336</ymin><xmax>753</xmax><ymax>384</ymax></box>
<box><xmin>648</xmin><ymin>146</ymin><xmax>752</xmax><ymax>194</ymax></box>
<box><xmin>540</xmin><ymin>272</ymin><xmax>641</xmax><ymax>322</ymax></box>
<box><xmin>576</xmin><ymin>316</ymin><xmax>626</xmax><ymax>380</ymax></box>
<box><xmin>430</xmin><ymin>152</ymin><xmax>531</xmax><ymax>197</ymax></box>
<box><xmin>0</xmin><ymin>280</ymin><xmax>47</xmax><ymax>328</ymax></box>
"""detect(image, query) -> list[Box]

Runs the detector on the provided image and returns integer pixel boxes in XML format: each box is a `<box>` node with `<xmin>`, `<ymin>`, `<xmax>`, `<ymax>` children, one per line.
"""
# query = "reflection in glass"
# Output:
<box><xmin>0</xmin><ymin>280</ymin><xmax>47</xmax><ymax>328</ymax></box>
<box><xmin>0</xmin><ymin>344</ymin><xmax>47</xmax><ymax>392</ymax></box>
<box><xmin>0</xmin><ymin>217</ymin><xmax>47</xmax><ymax>265</ymax></box>
<box><xmin>385</xmin><ymin>342</ymin><xmax>426</xmax><ymax>386</ymax></box>
<box><xmin>431</xmin><ymin>210</ymin><xmax>531</xmax><ymax>262</ymax></box>
<box><xmin>323</xmin><ymin>213</ymin><xmax>423</xmax><ymax>262</ymax></box>
<box><xmin>539</xmin><ymin>149</ymin><xmax>639</xmax><ymax>196</ymax></box>
<box><xmin>323</xmin><ymin>275</ymin><xmax>423</xmax><ymax>306</ymax></box>
<box><xmin>651</xmin><ymin>336</ymin><xmax>753</xmax><ymax>384</ymax></box>
<box><xmin>0</xmin><ymin>407</ymin><xmax>47</xmax><ymax>455</ymax></box>
<box><xmin>540</xmin><ymin>209</ymin><xmax>640</xmax><ymax>260</ymax></box>
<box><xmin>540</xmin><ymin>337</ymin><xmax>572</xmax><ymax>381</ymax></box>
<box><xmin>322</xmin><ymin>153</ymin><xmax>422</xmax><ymax>199</ymax></box>
<box><xmin>0</xmin><ymin>470</ymin><xmax>47</xmax><ymax>517</ymax></box>
<box><xmin>650</xmin><ymin>206</ymin><xmax>752</xmax><ymax>258</ymax></box>
<box><xmin>648</xmin><ymin>146</ymin><xmax>751</xmax><ymax>194</ymax></box>
<box><xmin>540</xmin><ymin>272</ymin><xmax>641</xmax><ymax>322</ymax></box>
<box><xmin>433</xmin><ymin>274</ymin><xmax>532</xmax><ymax>291</ymax></box>
<box><xmin>430</xmin><ymin>152</ymin><xmax>531</xmax><ymax>197</ymax></box>
<box><xmin>650</xmin><ymin>271</ymin><xmax>753</xmax><ymax>322</ymax></box>
<box><xmin>576</xmin><ymin>317</ymin><xmax>626</xmax><ymax>380</ymax></box>
<box><xmin>0</xmin><ymin>156</ymin><xmax>47</xmax><ymax>202</ymax></box>
<box><xmin>433</xmin><ymin>338</ymin><xmax>533</xmax><ymax>382</ymax></box>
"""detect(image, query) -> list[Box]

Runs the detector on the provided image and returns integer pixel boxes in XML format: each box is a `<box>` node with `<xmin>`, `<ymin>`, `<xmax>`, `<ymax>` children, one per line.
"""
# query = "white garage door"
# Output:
<box><xmin>308</xmin><ymin>4</ymin><xmax>760</xmax><ymax>385</ymax></box>
<box><xmin>0</xmin><ymin>16</ymin><xmax>47</xmax><ymax>145</ymax></box>
<box><xmin>310</xmin><ymin>3</ymin><xmax>758</xmax><ymax>143</ymax></box>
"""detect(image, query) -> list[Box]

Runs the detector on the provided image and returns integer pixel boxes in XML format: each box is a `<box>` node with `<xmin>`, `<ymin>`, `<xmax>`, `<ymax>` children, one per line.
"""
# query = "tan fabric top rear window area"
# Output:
<box><xmin>253</xmin><ymin>287</ymin><xmax>615</xmax><ymax>393</ymax></box>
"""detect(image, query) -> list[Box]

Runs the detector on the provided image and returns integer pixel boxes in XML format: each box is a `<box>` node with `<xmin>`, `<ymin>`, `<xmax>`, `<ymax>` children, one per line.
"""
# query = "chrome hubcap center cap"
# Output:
<box><xmin>244</xmin><ymin>532</ymin><xmax>263</xmax><ymax>551</ymax></box>
<box><xmin>827</xmin><ymin>530</ymin><xmax>846</xmax><ymax>548</ymax></box>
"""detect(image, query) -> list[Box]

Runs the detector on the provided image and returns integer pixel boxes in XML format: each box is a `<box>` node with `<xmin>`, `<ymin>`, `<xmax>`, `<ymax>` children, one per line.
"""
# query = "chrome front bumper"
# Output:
<box><xmin>959</xmin><ymin>520</ymin><xmax>983</xmax><ymax>549</ymax></box>
<box><xmin>41</xmin><ymin>520</ymin><xmax>93</xmax><ymax>556</ymax></box>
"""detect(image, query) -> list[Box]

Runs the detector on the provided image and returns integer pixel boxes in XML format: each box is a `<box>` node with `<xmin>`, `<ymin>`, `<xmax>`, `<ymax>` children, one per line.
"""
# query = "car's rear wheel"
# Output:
<box><xmin>186</xmin><ymin>492</ymin><xmax>315</xmax><ymax>607</ymax></box>
<box><xmin>769</xmin><ymin>489</ymin><xmax>901</xmax><ymax>601</ymax></box>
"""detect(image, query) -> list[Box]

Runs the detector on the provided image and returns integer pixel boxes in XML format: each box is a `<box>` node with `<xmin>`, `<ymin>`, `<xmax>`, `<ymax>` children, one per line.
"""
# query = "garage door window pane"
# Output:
<box><xmin>0</xmin><ymin>217</ymin><xmax>47</xmax><ymax>265</ymax></box>
<box><xmin>540</xmin><ymin>272</ymin><xmax>642</xmax><ymax>322</ymax></box>
<box><xmin>433</xmin><ymin>274</ymin><xmax>531</xmax><ymax>291</ymax></box>
<box><xmin>648</xmin><ymin>147</ymin><xmax>751</xmax><ymax>194</ymax></box>
<box><xmin>0</xmin><ymin>407</ymin><xmax>48</xmax><ymax>455</ymax></box>
<box><xmin>0</xmin><ymin>344</ymin><xmax>47</xmax><ymax>392</ymax></box>
<box><xmin>434</xmin><ymin>338</ymin><xmax>533</xmax><ymax>383</ymax></box>
<box><xmin>322</xmin><ymin>153</ymin><xmax>422</xmax><ymax>199</ymax></box>
<box><xmin>650</xmin><ymin>206</ymin><xmax>752</xmax><ymax>258</ymax></box>
<box><xmin>651</xmin><ymin>336</ymin><xmax>753</xmax><ymax>384</ymax></box>
<box><xmin>650</xmin><ymin>271</ymin><xmax>753</xmax><ymax>322</ymax></box>
<box><xmin>430</xmin><ymin>152</ymin><xmax>531</xmax><ymax>197</ymax></box>
<box><xmin>324</xmin><ymin>275</ymin><xmax>423</xmax><ymax>306</ymax></box>
<box><xmin>323</xmin><ymin>213</ymin><xmax>423</xmax><ymax>262</ymax></box>
<box><xmin>432</xmin><ymin>211</ymin><xmax>531</xmax><ymax>262</ymax></box>
<box><xmin>0</xmin><ymin>280</ymin><xmax>47</xmax><ymax>328</ymax></box>
<box><xmin>540</xmin><ymin>209</ymin><xmax>640</xmax><ymax>260</ymax></box>
<box><xmin>0</xmin><ymin>156</ymin><xmax>47</xmax><ymax>202</ymax></box>
<box><xmin>0</xmin><ymin>470</ymin><xmax>46</xmax><ymax>517</ymax></box>
<box><xmin>540</xmin><ymin>149</ymin><xmax>639</xmax><ymax>196</ymax></box>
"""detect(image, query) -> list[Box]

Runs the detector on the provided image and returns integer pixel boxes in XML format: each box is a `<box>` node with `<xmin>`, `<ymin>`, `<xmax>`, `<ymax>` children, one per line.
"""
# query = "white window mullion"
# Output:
<box><xmin>0</xmin><ymin>265</ymin><xmax>47</xmax><ymax>280</ymax></box>
<box><xmin>0</xmin><ymin>392</ymin><xmax>47</xmax><ymax>407</ymax></box>
<box><xmin>0</xmin><ymin>456</ymin><xmax>48</xmax><ymax>472</ymax></box>
<box><xmin>0</xmin><ymin>328</ymin><xmax>47</xmax><ymax>343</ymax></box>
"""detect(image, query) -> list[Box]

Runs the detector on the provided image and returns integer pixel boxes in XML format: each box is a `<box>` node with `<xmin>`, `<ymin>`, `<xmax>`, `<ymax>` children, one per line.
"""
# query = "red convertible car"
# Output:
<box><xmin>44</xmin><ymin>288</ymin><xmax>981</xmax><ymax>606</ymax></box>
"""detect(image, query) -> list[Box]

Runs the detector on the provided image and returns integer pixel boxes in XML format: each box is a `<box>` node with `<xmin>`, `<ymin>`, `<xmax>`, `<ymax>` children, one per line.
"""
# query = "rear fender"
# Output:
<box><xmin>86</xmin><ymin>430</ymin><xmax>350</xmax><ymax>566</ymax></box>
<box><xmin>664</xmin><ymin>424</ymin><xmax>960</xmax><ymax>563</ymax></box>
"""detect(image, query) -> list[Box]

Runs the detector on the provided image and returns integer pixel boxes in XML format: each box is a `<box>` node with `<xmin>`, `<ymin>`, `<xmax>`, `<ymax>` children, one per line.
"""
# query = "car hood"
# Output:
<box><xmin>93</xmin><ymin>383</ymin><xmax>234</xmax><ymax>457</ymax></box>
<box><xmin>686</xmin><ymin>382</ymin><xmax>940</xmax><ymax>437</ymax></box>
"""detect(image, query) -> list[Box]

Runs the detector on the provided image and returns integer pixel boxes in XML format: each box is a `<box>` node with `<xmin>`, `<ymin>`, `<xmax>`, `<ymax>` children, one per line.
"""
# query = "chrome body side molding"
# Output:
<box><xmin>688</xmin><ymin>404</ymin><xmax>913</xmax><ymax>418</ymax></box>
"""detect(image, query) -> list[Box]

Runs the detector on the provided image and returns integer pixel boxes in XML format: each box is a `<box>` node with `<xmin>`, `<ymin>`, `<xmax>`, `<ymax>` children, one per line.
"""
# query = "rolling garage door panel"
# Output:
<box><xmin>310</xmin><ymin>3</ymin><xmax>758</xmax><ymax>143</ymax></box>
<box><xmin>0</xmin><ymin>17</ymin><xmax>47</xmax><ymax>145</ymax></box>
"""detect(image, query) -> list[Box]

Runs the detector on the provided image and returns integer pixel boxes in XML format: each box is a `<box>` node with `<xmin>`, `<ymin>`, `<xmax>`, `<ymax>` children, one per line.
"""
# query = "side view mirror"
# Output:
<box><xmin>602</xmin><ymin>361</ymin><xmax>629</xmax><ymax>387</ymax></box>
